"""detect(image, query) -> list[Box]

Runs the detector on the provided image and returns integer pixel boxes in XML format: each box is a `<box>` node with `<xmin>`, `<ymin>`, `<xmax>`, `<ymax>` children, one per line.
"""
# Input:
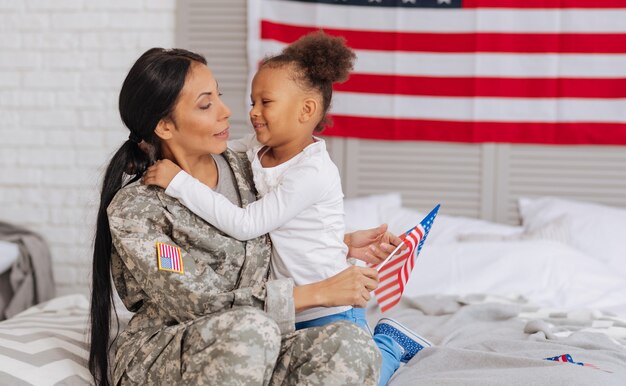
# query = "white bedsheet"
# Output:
<box><xmin>366</xmin><ymin>294</ymin><xmax>626</xmax><ymax>386</ymax></box>
<box><xmin>403</xmin><ymin>240</ymin><xmax>626</xmax><ymax>316</ymax></box>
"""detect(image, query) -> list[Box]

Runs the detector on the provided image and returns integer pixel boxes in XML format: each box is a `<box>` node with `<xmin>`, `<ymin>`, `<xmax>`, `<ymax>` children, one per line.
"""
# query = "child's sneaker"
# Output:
<box><xmin>373</xmin><ymin>318</ymin><xmax>432</xmax><ymax>363</ymax></box>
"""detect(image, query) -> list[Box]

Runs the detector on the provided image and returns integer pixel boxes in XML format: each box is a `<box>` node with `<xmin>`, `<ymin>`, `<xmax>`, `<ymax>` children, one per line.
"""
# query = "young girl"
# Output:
<box><xmin>144</xmin><ymin>31</ymin><xmax>431</xmax><ymax>385</ymax></box>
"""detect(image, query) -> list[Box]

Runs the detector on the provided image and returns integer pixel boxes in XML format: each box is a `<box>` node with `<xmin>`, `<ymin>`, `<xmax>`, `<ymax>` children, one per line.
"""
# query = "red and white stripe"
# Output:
<box><xmin>399</xmin><ymin>225</ymin><xmax>424</xmax><ymax>294</ymax></box>
<box><xmin>373</xmin><ymin>225</ymin><xmax>424</xmax><ymax>312</ymax></box>
<box><xmin>248</xmin><ymin>0</ymin><xmax>626</xmax><ymax>144</ymax></box>
<box><xmin>159</xmin><ymin>243</ymin><xmax>182</xmax><ymax>272</ymax></box>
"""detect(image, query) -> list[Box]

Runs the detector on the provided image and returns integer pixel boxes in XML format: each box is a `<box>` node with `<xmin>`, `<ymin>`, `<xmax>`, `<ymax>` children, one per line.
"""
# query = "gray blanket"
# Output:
<box><xmin>367</xmin><ymin>295</ymin><xmax>626</xmax><ymax>386</ymax></box>
<box><xmin>0</xmin><ymin>221</ymin><xmax>55</xmax><ymax>319</ymax></box>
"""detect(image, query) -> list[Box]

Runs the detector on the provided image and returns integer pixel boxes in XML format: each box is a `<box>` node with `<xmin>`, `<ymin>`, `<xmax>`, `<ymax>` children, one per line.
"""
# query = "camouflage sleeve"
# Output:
<box><xmin>265</xmin><ymin>279</ymin><xmax>295</xmax><ymax>335</ymax></box>
<box><xmin>107</xmin><ymin>188</ymin><xmax>291</xmax><ymax>325</ymax></box>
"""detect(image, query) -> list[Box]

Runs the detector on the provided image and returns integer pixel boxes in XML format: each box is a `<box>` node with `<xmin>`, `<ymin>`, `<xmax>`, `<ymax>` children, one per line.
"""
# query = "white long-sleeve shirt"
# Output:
<box><xmin>166</xmin><ymin>134</ymin><xmax>351</xmax><ymax>322</ymax></box>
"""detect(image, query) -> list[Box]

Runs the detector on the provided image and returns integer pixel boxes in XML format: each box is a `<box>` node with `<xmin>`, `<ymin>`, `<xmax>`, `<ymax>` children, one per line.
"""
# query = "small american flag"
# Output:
<box><xmin>544</xmin><ymin>354</ymin><xmax>610</xmax><ymax>372</ymax></box>
<box><xmin>545</xmin><ymin>354</ymin><xmax>579</xmax><ymax>364</ymax></box>
<box><xmin>156</xmin><ymin>242</ymin><xmax>184</xmax><ymax>274</ymax></box>
<box><xmin>373</xmin><ymin>204</ymin><xmax>439</xmax><ymax>312</ymax></box>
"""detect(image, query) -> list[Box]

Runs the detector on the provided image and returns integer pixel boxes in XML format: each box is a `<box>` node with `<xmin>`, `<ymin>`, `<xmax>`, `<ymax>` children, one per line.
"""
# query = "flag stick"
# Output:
<box><xmin>375</xmin><ymin>242</ymin><xmax>405</xmax><ymax>272</ymax></box>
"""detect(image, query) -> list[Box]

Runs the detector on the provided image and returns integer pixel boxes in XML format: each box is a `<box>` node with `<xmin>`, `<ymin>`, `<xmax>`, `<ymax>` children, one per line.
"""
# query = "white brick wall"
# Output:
<box><xmin>0</xmin><ymin>0</ymin><xmax>177</xmax><ymax>296</ymax></box>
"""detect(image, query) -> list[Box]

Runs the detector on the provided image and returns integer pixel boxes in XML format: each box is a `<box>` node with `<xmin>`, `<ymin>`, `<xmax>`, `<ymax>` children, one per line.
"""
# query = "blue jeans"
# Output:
<box><xmin>295</xmin><ymin>308</ymin><xmax>402</xmax><ymax>386</ymax></box>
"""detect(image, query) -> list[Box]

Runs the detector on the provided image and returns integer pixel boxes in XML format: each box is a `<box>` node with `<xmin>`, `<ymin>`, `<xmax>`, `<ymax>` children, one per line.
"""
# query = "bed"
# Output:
<box><xmin>352</xmin><ymin>194</ymin><xmax>626</xmax><ymax>384</ymax></box>
<box><xmin>0</xmin><ymin>195</ymin><xmax>625</xmax><ymax>385</ymax></box>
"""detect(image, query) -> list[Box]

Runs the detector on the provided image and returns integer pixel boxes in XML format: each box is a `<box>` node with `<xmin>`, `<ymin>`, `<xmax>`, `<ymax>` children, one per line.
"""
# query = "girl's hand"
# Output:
<box><xmin>344</xmin><ymin>224</ymin><xmax>407</xmax><ymax>265</ymax></box>
<box><xmin>143</xmin><ymin>159</ymin><xmax>182</xmax><ymax>189</ymax></box>
<box><xmin>294</xmin><ymin>266</ymin><xmax>379</xmax><ymax>312</ymax></box>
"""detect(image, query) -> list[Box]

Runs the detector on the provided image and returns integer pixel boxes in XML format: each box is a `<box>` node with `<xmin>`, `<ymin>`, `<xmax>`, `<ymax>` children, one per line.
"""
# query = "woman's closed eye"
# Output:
<box><xmin>200</xmin><ymin>93</ymin><xmax>223</xmax><ymax>109</ymax></box>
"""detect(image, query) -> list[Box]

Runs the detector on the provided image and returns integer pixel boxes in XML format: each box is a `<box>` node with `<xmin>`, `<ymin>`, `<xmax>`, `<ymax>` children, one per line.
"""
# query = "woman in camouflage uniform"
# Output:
<box><xmin>89</xmin><ymin>48</ymin><xmax>386</xmax><ymax>386</ymax></box>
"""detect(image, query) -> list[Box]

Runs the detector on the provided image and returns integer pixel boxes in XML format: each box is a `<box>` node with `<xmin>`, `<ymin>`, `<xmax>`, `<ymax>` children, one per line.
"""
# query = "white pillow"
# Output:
<box><xmin>381</xmin><ymin>206</ymin><xmax>522</xmax><ymax>245</ymax></box>
<box><xmin>343</xmin><ymin>192</ymin><xmax>402</xmax><ymax>232</ymax></box>
<box><xmin>518</xmin><ymin>197</ymin><xmax>626</xmax><ymax>276</ymax></box>
<box><xmin>0</xmin><ymin>241</ymin><xmax>19</xmax><ymax>274</ymax></box>
<box><xmin>457</xmin><ymin>215</ymin><xmax>572</xmax><ymax>245</ymax></box>
<box><xmin>400</xmin><ymin>239</ymin><xmax>626</xmax><ymax>316</ymax></box>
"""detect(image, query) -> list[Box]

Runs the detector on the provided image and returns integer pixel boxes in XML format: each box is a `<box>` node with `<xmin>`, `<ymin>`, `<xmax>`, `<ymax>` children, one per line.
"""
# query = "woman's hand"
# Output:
<box><xmin>344</xmin><ymin>224</ymin><xmax>407</xmax><ymax>265</ymax></box>
<box><xmin>294</xmin><ymin>266</ymin><xmax>379</xmax><ymax>312</ymax></box>
<box><xmin>143</xmin><ymin>159</ymin><xmax>182</xmax><ymax>189</ymax></box>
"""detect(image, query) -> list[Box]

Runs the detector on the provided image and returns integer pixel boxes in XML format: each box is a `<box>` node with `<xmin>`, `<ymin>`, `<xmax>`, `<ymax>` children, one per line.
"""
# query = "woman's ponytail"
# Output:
<box><xmin>89</xmin><ymin>140</ymin><xmax>140</xmax><ymax>386</ymax></box>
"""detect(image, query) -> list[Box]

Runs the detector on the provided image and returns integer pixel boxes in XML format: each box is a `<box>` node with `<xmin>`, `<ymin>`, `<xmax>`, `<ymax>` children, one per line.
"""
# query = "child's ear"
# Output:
<box><xmin>154</xmin><ymin>118</ymin><xmax>175</xmax><ymax>140</ymax></box>
<box><xmin>299</xmin><ymin>97</ymin><xmax>319</xmax><ymax>123</ymax></box>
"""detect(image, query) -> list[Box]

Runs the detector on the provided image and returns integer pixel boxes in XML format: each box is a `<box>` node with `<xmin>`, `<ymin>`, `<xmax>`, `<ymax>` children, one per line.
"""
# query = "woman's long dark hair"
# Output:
<box><xmin>89</xmin><ymin>48</ymin><xmax>206</xmax><ymax>386</ymax></box>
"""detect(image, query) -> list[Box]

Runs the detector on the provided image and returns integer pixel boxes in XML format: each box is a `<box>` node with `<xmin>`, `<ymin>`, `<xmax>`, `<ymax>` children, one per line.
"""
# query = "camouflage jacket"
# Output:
<box><xmin>107</xmin><ymin>149</ymin><xmax>295</xmax><ymax>383</ymax></box>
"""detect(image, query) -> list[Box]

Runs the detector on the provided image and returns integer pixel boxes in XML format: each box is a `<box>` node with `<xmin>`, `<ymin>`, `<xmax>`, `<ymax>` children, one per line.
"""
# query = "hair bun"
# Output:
<box><xmin>283</xmin><ymin>30</ymin><xmax>356</xmax><ymax>84</ymax></box>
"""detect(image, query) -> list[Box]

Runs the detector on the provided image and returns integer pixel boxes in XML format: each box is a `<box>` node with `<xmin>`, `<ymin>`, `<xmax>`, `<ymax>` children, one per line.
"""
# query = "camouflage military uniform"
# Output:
<box><xmin>108</xmin><ymin>149</ymin><xmax>381</xmax><ymax>385</ymax></box>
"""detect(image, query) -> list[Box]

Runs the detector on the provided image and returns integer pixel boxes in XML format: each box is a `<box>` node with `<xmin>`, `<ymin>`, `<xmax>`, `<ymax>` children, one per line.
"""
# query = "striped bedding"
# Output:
<box><xmin>0</xmin><ymin>295</ymin><xmax>92</xmax><ymax>386</ymax></box>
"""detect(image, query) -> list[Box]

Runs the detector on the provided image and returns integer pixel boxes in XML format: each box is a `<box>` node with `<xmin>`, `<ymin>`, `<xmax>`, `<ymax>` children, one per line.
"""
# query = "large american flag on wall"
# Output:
<box><xmin>247</xmin><ymin>0</ymin><xmax>626</xmax><ymax>145</ymax></box>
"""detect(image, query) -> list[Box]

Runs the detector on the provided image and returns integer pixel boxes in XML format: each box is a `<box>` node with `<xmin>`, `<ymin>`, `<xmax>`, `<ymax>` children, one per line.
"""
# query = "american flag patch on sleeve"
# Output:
<box><xmin>156</xmin><ymin>242</ymin><xmax>184</xmax><ymax>274</ymax></box>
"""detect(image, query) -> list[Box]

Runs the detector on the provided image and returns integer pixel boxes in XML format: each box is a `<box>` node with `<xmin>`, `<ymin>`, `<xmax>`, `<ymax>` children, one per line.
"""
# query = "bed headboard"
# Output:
<box><xmin>325</xmin><ymin>138</ymin><xmax>626</xmax><ymax>225</ymax></box>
